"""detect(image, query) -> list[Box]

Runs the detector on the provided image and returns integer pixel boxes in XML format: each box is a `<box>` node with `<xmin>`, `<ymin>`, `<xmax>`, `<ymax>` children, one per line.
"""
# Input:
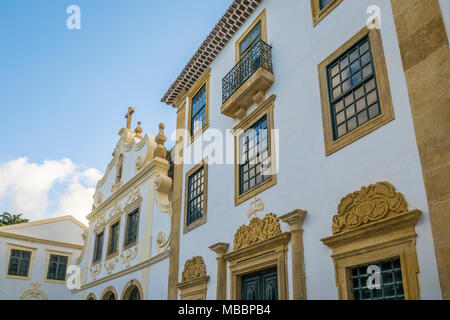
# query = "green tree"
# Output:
<box><xmin>0</xmin><ymin>212</ymin><xmax>29</xmax><ymax>226</ymax></box>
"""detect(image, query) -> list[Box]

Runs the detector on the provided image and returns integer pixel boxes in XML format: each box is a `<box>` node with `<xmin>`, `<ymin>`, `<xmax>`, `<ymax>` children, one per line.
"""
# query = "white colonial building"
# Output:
<box><xmin>0</xmin><ymin>216</ymin><xmax>85</xmax><ymax>300</ymax></box>
<box><xmin>71</xmin><ymin>110</ymin><xmax>174</xmax><ymax>300</ymax></box>
<box><xmin>160</xmin><ymin>0</ymin><xmax>449</xmax><ymax>300</ymax></box>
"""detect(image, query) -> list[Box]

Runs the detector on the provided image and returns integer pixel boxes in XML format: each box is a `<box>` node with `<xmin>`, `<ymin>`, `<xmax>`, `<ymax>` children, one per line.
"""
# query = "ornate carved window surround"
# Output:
<box><xmin>321</xmin><ymin>182</ymin><xmax>422</xmax><ymax>300</ymax></box>
<box><xmin>233</xmin><ymin>95</ymin><xmax>277</xmax><ymax>206</ymax></box>
<box><xmin>187</xmin><ymin>68</ymin><xmax>210</xmax><ymax>145</ymax></box>
<box><xmin>177</xmin><ymin>256</ymin><xmax>209</xmax><ymax>300</ymax></box>
<box><xmin>310</xmin><ymin>0</ymin><xmax>344</xmax><ymax>27</ymax></box>
<box><xmin>318</xmin><ymin>26</ymin><xmax>394</xmax><ymax>156</ymax></box>
<box><xmin>222</xmin><ymin>214</ymin><xmax>290</xmax><ymax>300</ymax></box>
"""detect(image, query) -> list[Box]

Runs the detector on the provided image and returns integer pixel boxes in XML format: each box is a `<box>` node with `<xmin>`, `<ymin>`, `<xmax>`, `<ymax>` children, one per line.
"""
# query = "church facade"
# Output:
<box><xmin>71</xmin><ymin>109</ymin><xmax>174</xmax><ymax>300</ymax></box>
<box><xmin>161</xmin><ymin>0</ymin><xmax>450</xmax><ymax>300</ymax></box>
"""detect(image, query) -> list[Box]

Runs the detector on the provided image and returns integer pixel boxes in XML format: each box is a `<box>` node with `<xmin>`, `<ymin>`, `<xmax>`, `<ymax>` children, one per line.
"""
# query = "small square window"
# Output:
<box><xmin>8</xmin><ymin>249</ymin><xmax>32</xmax><ymax>277</ymax></box>
<box><xmin>47</xmin><ymin>254</ymin><xmax>68</xmax><ymax>281</ymax></box>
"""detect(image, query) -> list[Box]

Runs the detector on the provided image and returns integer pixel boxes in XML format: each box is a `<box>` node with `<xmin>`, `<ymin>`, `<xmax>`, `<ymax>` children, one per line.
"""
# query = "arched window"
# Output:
<box><xmin>121</xmin><ymin>280</ymin><xmax>143</xmax><ymax>300</ymax></box>
<box><xmin>101</xmin><ymin>286</ymin><xmax>118</xmax><ymax>300</ymax></box>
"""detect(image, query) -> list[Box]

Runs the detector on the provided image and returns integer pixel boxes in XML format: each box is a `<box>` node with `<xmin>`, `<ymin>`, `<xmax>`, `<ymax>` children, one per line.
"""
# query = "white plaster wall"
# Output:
<box><xmin>0</xmin><ymin>236</ymin><xmax>81</xmax><ymax>300</ymax></box>
<box><xmin>178</xmin><ymin>0</ymin><xmax>442</xmax><ymax>299</ymax></box>
<box><xmin>5</xmin><ymin>220</ymin><xmax>85</xmax><ymax>245</ymax></box>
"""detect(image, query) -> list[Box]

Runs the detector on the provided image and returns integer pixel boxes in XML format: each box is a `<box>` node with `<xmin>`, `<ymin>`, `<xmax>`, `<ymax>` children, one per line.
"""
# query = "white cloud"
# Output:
<box><xmin>0</xmin><ymin>157</ymin><xmax>101</xmax><ymax>224</ymax></box>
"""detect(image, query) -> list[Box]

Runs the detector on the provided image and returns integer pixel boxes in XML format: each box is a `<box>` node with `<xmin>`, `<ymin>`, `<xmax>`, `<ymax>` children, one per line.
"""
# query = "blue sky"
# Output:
<box><xmin>0</xmin><ymin>0</ymin><xmax>233</xmax><ymax>223</ymax></box>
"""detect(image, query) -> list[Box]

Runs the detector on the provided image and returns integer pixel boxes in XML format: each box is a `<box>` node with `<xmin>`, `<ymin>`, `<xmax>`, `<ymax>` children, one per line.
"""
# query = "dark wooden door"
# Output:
<box><xmin>241</xmin><ymin>267</ymin><xmax>278</xmax><ymax>300</ymax></box>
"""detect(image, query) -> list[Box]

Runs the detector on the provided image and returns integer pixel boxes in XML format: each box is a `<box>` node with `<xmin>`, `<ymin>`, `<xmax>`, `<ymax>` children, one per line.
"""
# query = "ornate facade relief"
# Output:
<box><xmin>105</xmin><ymin>256</ymin><xmax>119</xmax><ymax>275</ymax></box>
<box><xmin>233</xmin><ymin>213</ymin><xmax>281</xmax><ymax>250</ymax></box>
<box><xmin>109</xmin><ymin>201</ymin><xmax>123</xmax><ymax>220</ymax></box>
<box><xmin>247</xmin><ymin>196</ymin><xmax>265</xmax><ymax>218</ymax></box>
<box><xmin>120</xmin><ymin>246</ymin><xmax>138</xmax><ymax>268</ymax></box>
<box><xmin>181</xmin><ymin>256</ymin><xmax>207</xmax><ymax>282</ymax></box>
<box><xmin>93</xmin><ymin>212</ymin><xmax>107</xmax><ymax>234</ymax></box>
<box><xmin>90</xmin><ymin>263</ymin><xmax>102</xmax><ymax>281</ymax></box>
<box><xmin>125</xmin><ymin>185</ymin><xmax>143</xmax><ymax>208</ymax></box>
<box><xmin>155</xmin><ymin>231</ymin><xmax>170</xmax><ymax>253</ymax></box>
<box><xmin>20</xmin><ymin>282</ymin><xmax>48</xmax><ymax>300</ymax></box>
<box><xmin>135</xmin><ymin>156</ymin><xmax>144</xmax><ymax>172</ymax></box>
<box><xmin>331</xmin><ymin>181</ymin><xmax>408</xmax><ymax>234</ymax></box>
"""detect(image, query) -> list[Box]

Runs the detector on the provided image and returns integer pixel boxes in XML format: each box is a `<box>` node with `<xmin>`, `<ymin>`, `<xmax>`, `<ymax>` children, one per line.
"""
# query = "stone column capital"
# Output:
<box><xmin>209</xmin><ymin>242</ymin><xmax>229</xmax><ymax>258</ymax></box>
<box><xmin>280</xmin><ymin>209</ymin><xmax>307</xmax><ymax>232</ymax></box>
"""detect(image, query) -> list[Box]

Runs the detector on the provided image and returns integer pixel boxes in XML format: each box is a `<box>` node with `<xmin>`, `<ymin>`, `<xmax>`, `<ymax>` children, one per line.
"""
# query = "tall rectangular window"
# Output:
<box><xmin>108</xmin><ymin>222</ymin><xmax>120</xmax><ymax>256</ymax></box>
<box><xmin>239</xmin><ymin>115</ymin><xmax>271</xmax><ymax>195</ymax></box>
<box><xmin>351</xmin><ymin>258</ymin><xmax>405</xmax><ymax>300</ymax></box>
<box><xmin>318</xmin><ymin>27</ymin><xmax>394</xmax><ymax>156</ymax></box>
<box><xmin>8</xmin><ymin>249</ymin><xmax>31</xmax><ymax>277</ymax></box>
<box><xmin>46</xmin><ymin>254</ymin><xmax>69</xmax><ymax>281</ymax></box>
<box><xmin>186</xmin><ymin>166</ymin><xmax>205</xmax><ymax>226</ymax></box>
<box><xmin>327</xmin><ymin>35</ymin><xmax>380</xmax><ymax>140</ymax></box>
<box><xmin>191</xmin><ymin>84</ymin><xmax>207</xmax><ymax>137</ymax></box>
<box><xmin>93</xmin><ymin>232</ymin><xmax>104</xmax><ymax>263</ymax></box>
<box><xmin>233</xmin><ymin>96</ymin><xmax>276</xmax><ymax>206</ymax></box>
<box><xmin>239</xmin><ymin>21</ymin><xmax>261</xmax><ymax>58</ymax></box>
<box><xmin>125</xmin><ymin>209</ymin><xmax>139</xmax><ymax>247</ymax></box>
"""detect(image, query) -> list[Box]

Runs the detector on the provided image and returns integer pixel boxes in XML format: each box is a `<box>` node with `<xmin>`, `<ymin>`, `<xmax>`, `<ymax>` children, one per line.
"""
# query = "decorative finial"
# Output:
<box><xmin>125</xmin><ymin>107</ymin><xmax>135</xmax><ymax>130</ymax></box>
<box><xmin>134</xmin><ymin>121</ymin><xmax>143</xmax><ymax>139</ymax></box>
<box><xmin>154</xmin><ymin>122</ymin><xmax>167</xmax><ymax>159</ymax></box>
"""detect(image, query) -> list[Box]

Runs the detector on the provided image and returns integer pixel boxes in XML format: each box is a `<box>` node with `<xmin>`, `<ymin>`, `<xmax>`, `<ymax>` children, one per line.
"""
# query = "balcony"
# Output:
<box><xmin>221</xmin><ymin>40</ymin><xmax>274</xmax><ymax>119</ymax></box>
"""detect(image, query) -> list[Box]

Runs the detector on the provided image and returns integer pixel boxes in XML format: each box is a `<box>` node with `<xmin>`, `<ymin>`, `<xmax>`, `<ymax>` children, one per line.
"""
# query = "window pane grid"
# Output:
<box><xmin>351</xmin><ymin>258</ymin><xmax>405</xmax><ymax>300</ymax></box>
<box><xmin>191</xmin><ymin>84</ymin><xmax>206</xmax><ymax>136</ymax></box>
<box><xmin>94</xmin><ymin>232</ymin><xmax>103</xmax><ymax>262</ymax></box>
<box><xmin>327</xmin><ymin>36</ymin><xmax>381</xmax><ymax>140</ymax></box>
<box><xmin>109</xmin><ymin>224</ymin><xmax>119</xmax><ymax>255</ymax></box>
<box><xmin>47</xmin><ymin>254</ymin><xmax>68</xmax><ymax>281</ymax></box>
<box><xmin>187</xmin><ymin>166</ymin><xmax>205</xmax><ymax>226</ymax></box>
<box><xmin>319</xmin><ymin>0</ymin><xmax>332</xmax><ymax>10</ymax></box>
<box><xmin>239</xmin><ymin>115</ymin><xmax>270</xmax><ymax>195</ymax></box>
<box><xmin>126</xmin><ymin>211</ymin><xmax>138</xmax><ymax>245</ymax></box>
<box><xmin>8</xmin><ymin>249</ymin><xmax>31</xmax><ymax>277</ymax></box>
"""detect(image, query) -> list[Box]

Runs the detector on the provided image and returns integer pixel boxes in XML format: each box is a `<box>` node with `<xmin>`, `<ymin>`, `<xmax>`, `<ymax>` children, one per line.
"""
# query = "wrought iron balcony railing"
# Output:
<box><xmin>222</xmin><ymin>39</ymin><xmax>273</xmax><ymax>104</ymax></box>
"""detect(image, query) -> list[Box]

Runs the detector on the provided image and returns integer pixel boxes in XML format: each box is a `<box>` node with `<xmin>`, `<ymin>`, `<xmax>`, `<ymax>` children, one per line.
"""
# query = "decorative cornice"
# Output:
<box><xmin>87</xmin><ymin>157</ymin><xmax>169</xmax><ymax>221</ymax></box>
<box><xmin>0</xmin><ymin>231</ymin><xmax>83</xmax><ymax>250</ymax></box>
<box><xmin>322</xmin><ymin>210</ymin><xmax>421</xmax><ymax>249</ymax></box>
<box><xmin>161</xmin><ymin>0</ymin><xmax>263</xmax><ymax>106</ymax></box>
<box><xmin>233</xmin><ymin>213</ymin><xmax>281</xmax><ymax>250</ymax></box>
<box><xmin>73</xmin><ymin>250</ymin><xmax>170</xmax><ymax>292</ymax></box>
<box><xmin>331</xmin><ymin>181</ymin><xmax>408</xmax><ymax>234</ymax></box>
<box><xmin>181</xmin><ymin>256</ymin><xmax>207</xmax><ymax>282</ymax></box>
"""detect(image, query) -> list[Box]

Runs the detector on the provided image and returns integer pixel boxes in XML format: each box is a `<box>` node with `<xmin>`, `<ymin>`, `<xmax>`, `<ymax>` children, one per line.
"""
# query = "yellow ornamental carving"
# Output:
<box><xmin>182</xmin><ymin>256</ymin><xmax>207</xmax><ymax>282</ymax></box>
<box><xmin>332</xmin><ymin>181</ymin><xmax>408</xmax><ymax>234</ymax></box>
<box><xmin>233</xmin><ymin>213</ymin><xmax>281</xmax><ymax>250</ymax></box>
